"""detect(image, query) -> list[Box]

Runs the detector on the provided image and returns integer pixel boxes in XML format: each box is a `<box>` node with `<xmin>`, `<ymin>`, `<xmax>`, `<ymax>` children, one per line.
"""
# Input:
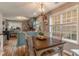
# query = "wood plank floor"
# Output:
<box><xmin>3</xmin><ymin>37</ymin><xmax>69</xmax><ymax>56</ymax></box>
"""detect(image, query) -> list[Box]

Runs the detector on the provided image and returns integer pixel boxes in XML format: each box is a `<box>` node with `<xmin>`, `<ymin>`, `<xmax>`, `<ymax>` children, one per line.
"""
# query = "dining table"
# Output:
<box><xmin>32</xmin><ymin>37</ymin><xmax>66</xmax><ymax>56</ymax></box>
<box><xmin>26</xmin><ymin>31</ymin><xmax>66</xmax><ymax>56</ymax></box>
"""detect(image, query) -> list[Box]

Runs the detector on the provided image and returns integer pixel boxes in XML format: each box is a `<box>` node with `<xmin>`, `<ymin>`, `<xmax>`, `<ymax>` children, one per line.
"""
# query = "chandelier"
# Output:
<box><xmin>39</xmin><ymin>3</ymin><xmax>47</xmax><ymax>24</ymax></box>
<box><xmin>39</xmin><ymin>3</ymin><xmax>45</xmax><ymax>16</ymax></box>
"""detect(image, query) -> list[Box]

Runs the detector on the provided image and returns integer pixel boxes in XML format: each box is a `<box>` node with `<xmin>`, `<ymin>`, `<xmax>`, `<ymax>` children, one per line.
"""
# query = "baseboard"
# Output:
<box><xmin>63</xmin><ymin>50</ymin><xmax>72</xmax><ymax>56</ymax></box>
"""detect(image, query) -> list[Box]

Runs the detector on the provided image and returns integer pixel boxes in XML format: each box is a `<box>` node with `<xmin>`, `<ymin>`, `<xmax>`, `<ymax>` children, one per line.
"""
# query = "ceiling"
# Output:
<box><xmin>0</xmin><ymin>2</ymin><xmax>65</xmax><ymax>20</ymax></box>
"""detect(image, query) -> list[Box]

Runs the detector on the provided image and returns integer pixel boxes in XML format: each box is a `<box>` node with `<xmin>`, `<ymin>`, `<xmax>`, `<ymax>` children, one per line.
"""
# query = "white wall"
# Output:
<box><xmin>0</xmin><ymin>14</ymin><xmax>3</xmax><ymax>33</ymax></box>
<box><xmin>8</xmin><ymin>21</ymin><xmax>22</xmax><ymax>30</ymax></box>
<box><xmin>0</xmin><ymin>14</ymin><xmax>3</xmax><ymax>55</ymax></box>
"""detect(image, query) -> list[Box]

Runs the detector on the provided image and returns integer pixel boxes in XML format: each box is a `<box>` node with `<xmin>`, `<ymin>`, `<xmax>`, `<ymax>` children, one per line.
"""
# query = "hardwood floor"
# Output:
<box><xmin>3</xmin><ymin>37</ymin><xmax>29</xmax><ymax>56</ymax></box>
<box><xmin>3</xmin><ymin>37</ymin><xmax>17</xmax><ymax>56</ymax></box>
<box><xmin>3</xmin><ymin>37</ymin><xmax>68</xmax><ymax>56</ymax></box>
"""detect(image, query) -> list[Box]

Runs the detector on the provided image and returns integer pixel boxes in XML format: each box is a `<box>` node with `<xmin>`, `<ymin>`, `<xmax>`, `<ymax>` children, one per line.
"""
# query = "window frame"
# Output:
<box><xmin>51</xmin><ymin>5</ymin><xmax>79</xmax><ymax>44</ymax></box>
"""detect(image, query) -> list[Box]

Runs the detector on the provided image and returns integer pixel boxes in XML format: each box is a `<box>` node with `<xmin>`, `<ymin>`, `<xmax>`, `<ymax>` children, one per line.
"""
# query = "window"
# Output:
<box><xmin>49</xmin><ymin>16</ymin><xmax>53</xmax><ymax>38</ymax></box>
<box><xmin>62</xmin><ymin>24</ymin><xmax>77</xmax><ymax>41</ymax></box>
<box><xmin>52</xmin><ymin>5</ymin><xmax>79</xmax><ymax>44</ymax></box>
<box><xmin>61</xmin><ymin>7</ymin><xmax>78</xmax><ymax>43</ymax></box>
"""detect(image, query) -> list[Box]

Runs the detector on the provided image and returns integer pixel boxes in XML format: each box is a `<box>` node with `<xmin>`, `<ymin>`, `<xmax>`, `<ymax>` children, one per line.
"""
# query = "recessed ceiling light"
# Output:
<box><xmin>33</xmin><ymin>12</ymin><xmax>37</xmax><ymax>17</ymax></box>
<box><xmin>16</xmin><ymin>16</ymin><xmax>27</xmax><ymax>20</ymax></box>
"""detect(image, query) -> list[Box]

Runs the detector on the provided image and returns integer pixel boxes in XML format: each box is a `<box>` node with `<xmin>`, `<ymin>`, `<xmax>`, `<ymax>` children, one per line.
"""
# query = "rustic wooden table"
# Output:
<box><xmin>32</xmin><ymin>37</ymin><xmax>66</xmax><ymax>56</ymax></box>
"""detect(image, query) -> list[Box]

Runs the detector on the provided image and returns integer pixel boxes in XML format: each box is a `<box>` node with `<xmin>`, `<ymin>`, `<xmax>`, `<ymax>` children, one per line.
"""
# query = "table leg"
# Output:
<box><xmin>59</xmin><ymin>45</ymin><xmax>63</xmax><ymax>56</ymax></box>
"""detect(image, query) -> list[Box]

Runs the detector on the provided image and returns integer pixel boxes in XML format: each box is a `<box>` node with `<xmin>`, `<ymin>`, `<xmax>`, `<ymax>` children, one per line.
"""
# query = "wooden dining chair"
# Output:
<box><xmin>14</xmin><ymin>31</ymin><xmax>29</xmax><ymax>56</ymax></box>
<box><xmin>26</xmin><ymin>31</ymin><xmax>38</xmax><ymax>56</ymax></box>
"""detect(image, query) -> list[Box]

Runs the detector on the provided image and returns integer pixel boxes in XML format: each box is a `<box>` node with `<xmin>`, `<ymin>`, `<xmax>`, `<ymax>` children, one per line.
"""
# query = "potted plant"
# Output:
<box><xmin>37</xmin><ymin>32</ymin><xmax>46</xmax><ymax>40</ymax></box>
<box><xmin>38</xmin><ymin>32</ymin><xmax>44</xmax><ymax>36</ymax></box>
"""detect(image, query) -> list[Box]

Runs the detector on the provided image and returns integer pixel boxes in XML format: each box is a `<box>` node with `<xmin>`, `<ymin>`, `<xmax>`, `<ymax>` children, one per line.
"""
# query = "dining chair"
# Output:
<box><xmin>27</xmin><ymin>31</ymin><xmax>38</xmax><ymax>37</ymax></box>
<box><xmin>14</xmin><ymin>31</ymin><xmax>29</xmax><ymax>56</ymax></box>
<box><xmin>26</xmin><ymin>31</ymin><xmax>38</xmax><ymax>55</ymax></box>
